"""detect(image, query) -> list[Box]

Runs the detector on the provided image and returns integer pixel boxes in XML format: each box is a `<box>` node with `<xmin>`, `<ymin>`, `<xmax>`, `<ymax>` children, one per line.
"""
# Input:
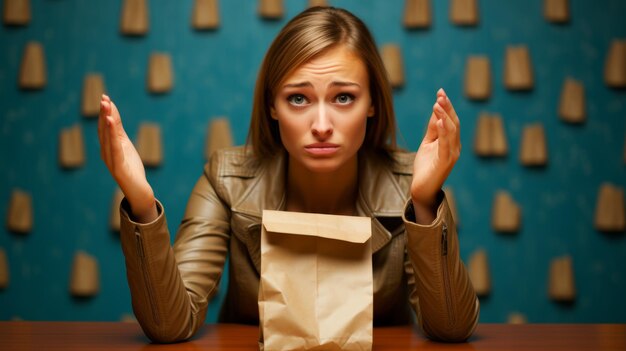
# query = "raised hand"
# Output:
<box><xmin>410</xmin><ymin>88</ymin><xmax>461</xmax><ymax>224</ymax></box>
<box><xmin>98</xmin><ymin>95</ymin><xmax>157</xmax><ymax>223</ymax></box>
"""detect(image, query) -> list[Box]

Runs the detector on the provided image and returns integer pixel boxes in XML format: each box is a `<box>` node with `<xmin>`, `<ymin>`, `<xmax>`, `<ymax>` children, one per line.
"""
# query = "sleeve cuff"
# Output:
<box><xmin>402</xmin><ymin>190</ymin><xmax>447</xmax><ymax>229</ymax></box>
<box><xmin>120</xmin><ymin>197</ymin><xmax>165</xmax><ymax>228</ymax></box>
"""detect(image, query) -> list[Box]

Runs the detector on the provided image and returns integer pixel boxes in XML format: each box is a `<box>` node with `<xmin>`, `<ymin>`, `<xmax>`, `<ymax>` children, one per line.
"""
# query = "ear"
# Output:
<box><xmin>367</xmin><ymin>105</ymin><xmax>375</xmax><ymax>118</ymax></box>
<box><xmin>270</xmin><ymin>106</ymin><xmax>278</xmax><ymax>120</ymax></box>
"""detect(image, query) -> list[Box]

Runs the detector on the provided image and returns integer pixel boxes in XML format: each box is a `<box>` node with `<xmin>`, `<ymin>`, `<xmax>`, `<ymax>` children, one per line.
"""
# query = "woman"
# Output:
<box><xmin>98</xmin><ymin>6</ymin><xmax>478</xmax><ymax>344</ymax></box>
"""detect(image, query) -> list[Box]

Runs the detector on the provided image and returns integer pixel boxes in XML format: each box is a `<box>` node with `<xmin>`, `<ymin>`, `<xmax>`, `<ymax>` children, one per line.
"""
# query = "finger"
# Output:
<box><xmin>107</xmin><ymin>115</ymin><xmax>124</xmax><ymax>170</ymax></box>
<box><xmin>438</xmin><ymin>88</ymin><xmax>460</xmax><ymax>128</ymax></box>
<box><xmin>102</xmin><ymin>115</ymin><xmax>113</xmax><ymax>167</ymax></box>
<box><xmin>436</xmin><ymin>97</ymin><xmax>460</xmax><ymax>150</ymax></box>
<box><xmin>109</xmin><ymin>101</ymin><xmax>129</xmax><ymax>139</ymax></box>
<box><xmin>436</xmin><ymin>118</ymin><xmax>451</xmax><ymax>164</ymax></box>
<box><xmin>99</xmin><ymin>100</ymin><xmax>112</xmax><ymax>163</ymax></box>
<box><xmin>423</xmin><ymin>104</ymin><xmax>440</xmax><ymax>143</ymax></box>
<box><xmin>434</xmin><ymin>104</ymin><xmax>457</xmax><ymax>161</ymax></box>
<box><xmin>98</xmin><ymin>97</ymin><xmax>109</xmax><ymax>150</ymax></box>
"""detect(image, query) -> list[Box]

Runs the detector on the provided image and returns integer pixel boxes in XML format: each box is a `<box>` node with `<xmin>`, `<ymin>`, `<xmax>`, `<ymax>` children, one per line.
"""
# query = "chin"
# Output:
<box><xmin>301</xmin><ymin>157</ymin><xmax>346</xmax><ymax>174</ymax></box>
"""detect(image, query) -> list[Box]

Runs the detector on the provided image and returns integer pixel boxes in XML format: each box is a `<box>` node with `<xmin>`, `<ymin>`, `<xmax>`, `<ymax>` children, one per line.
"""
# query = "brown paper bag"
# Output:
<box><xmin>259</xmin><ymin>210</ymin><xmax>373</xmax><ymax>351</ymax></box>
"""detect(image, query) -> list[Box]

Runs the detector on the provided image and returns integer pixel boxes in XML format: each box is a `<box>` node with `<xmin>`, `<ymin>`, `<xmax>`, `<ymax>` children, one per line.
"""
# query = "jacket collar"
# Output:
<box><xmin>231</xmin><ymin>150</ymin><xmax>410</xmax><ymax>253</ymax></box>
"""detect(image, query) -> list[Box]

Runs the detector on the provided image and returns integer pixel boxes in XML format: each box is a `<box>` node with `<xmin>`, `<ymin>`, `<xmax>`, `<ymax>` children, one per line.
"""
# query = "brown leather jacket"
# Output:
<box><xmin>119</xmin><ymin>146</ymin><xmax>479</xmax><ymax>343</ymax></box>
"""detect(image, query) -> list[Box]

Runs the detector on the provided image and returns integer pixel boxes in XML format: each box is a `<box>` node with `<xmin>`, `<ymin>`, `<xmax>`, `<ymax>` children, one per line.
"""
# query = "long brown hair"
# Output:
<box><xmin>247</xmin><ymin>6</ymin><xmax>397</xmax><ymax>159</ymax></box>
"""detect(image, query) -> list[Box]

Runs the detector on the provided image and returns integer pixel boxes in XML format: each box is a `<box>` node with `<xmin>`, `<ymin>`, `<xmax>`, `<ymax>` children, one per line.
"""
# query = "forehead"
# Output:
<box><xmin>282</xmin><ymin>46</ymin><xmax>369</xmax><ymax>84</ymax></box>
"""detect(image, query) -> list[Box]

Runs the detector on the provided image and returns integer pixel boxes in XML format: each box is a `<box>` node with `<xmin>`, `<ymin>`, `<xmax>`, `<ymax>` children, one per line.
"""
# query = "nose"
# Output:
<box><xmin>311</xmin><ymin>103</ymin><xmax>333</xmax><ymax>139</ymax></box>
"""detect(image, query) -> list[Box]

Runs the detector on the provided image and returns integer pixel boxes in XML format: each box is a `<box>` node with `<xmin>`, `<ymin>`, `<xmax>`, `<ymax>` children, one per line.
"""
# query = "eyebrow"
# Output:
<box><xmin>282</xmin><ymin>81</ymin><xmax>361</xmax><ymax>88</ymax></box>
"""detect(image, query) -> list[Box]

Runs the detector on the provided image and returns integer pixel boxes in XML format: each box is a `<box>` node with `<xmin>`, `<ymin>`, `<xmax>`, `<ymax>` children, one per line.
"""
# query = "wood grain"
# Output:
<box><xmin>0</xmin><ymin>322</ymin><xmax>625</xmax><ymax>350</ymax></box>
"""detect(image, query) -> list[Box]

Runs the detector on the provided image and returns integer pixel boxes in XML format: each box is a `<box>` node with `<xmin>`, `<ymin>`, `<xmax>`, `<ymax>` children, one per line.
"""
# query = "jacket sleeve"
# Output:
<box><xmin>119</xmin><ymin>162</ymin><xmax>230</xmax><ymax>343</ymax></box>
<box><xmin>402</xmin><ymin>192</ymin><xmax>479</xmax><ymax>342</ymax></box>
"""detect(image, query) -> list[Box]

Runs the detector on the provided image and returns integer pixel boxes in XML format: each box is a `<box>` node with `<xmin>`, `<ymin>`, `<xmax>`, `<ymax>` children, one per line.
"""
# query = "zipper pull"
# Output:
<box><xmin>135</xmin><ymin>228</ymin><xmax>145</xmax><ymax>258</ymax></box>
<box><xmin>441</xmin><ymin>223</ymin><xmax>448</xmax><ymax>256</ymax></box>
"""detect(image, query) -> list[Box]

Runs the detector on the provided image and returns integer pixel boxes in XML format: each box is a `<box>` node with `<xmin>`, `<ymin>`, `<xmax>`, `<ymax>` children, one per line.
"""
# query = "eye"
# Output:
<box><xmin>335</xmin><ymin>93</ymin><xmax>355</xmax><ymax>105</ymax></box>
<box><xmin>287</xmin><ymin>94</ymin><xmax>309</xmax><ymax>106</ymax></box>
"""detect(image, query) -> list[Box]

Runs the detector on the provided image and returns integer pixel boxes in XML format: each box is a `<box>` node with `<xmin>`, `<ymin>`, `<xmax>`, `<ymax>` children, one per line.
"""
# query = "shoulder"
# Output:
<box><xmin>203</xmin><ymin>146</ymin><xmax>284</xmax><ymax>211</ymax></box>
<box><xmin>365</xmin><ymin>149</ymin><xmax>413</xmax><ymax>178</ymax></box>
<box><xmin>203</xmin><ymin>146</ymin><xmax>263</xmax><ymax>202</ymax></box>
<box><xmin>388</xmin><ymin>149</ymin><xmax>414</xmax><ymax>176</ymax></box>
<box><xmin>204</xmin><ymin>146</ymin><xmax>262</xmax><ymax>180</ymax></box>
<box><xmin>358</xmin><ymin>149</ymin><xmax>414</xmax><ymax>217</ymax></box>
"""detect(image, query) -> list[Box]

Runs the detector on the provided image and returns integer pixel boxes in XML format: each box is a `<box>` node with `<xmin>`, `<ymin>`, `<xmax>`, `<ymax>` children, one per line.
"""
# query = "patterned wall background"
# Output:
<box><xmin>1</xmin><ymin>0</ymin><xmax>625</xmax><ymax>323</ymax></box>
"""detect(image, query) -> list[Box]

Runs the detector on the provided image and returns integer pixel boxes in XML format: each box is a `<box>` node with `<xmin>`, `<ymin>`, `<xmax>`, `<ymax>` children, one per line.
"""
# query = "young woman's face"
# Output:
<box><xmin>271</xmin><ymin>45</ymin><xmax>374</xmax><ymax>174</ymax></box>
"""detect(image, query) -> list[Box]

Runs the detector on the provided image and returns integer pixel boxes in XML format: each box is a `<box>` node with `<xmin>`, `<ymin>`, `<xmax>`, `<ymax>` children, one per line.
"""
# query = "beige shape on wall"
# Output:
<box><xmin>120</xmin><ymin>0</ymin><xmax>148</xmax><ymax>35</ymax></box>
<box><xmin>110</xmin><ymin>188</ymin><xmax>124</xmax><ymax>232</ymax></box>
<box><xmin>0</xmin><ymin>248</ymin><xmax>8</xmax><ymax>289</ymax></box>
<box><xmin>558</xmin><ymin>77</ymin><xmax>585</xmax><ymax>124</ymax></box>
<box><xmin>604</xmin><ymin>40</ymin><xmax>626</xmax><ymax>88</ymax></box>
<box><xmin>443</xmin><ymin>187</ymin><xmax>459</xmax><ymax>227</ymax></box>
<box><xmin>474</xmin><ymin>115</ymin><xmax>490</xmax><ymax>156</ymax></box>
<box><xmin>308</xmin><ymin>0</ymin><xmax>328</xmax><ymax>7</ymax></box>
<box><xmin>381</xmin><ymin>44</ymin><xmax>405</xmax><ymax>88</ymax></box>
<box><xmin>82</xmin><ymin>73</ymin><xmax>106</xmax><ymax>117</ymax></box>
<box><xmin>147</xmin><ymin>53</ymin><xmax>173</xmax><ymax>93</ymax></box>
<box><xmin>465</xmin><ymin>56</ymin><xmax>491</xmax><ymax>100</ymax></box>
<box><xmin>136</xmin><ymin>122</ymin><xmax>163</xmax><ymax>167</ymax></box>
<box><xmin>468</xmin><ymin>248</ymin><xmax>490</xmax><ymax>297</ymax></box>
<box><xmin>59</xmin><ymin>124</ymin><xmax>86</xmax><ymax>168</ymax></box>
<box><xmin>192</xmin><ymin>0</ymin><xmax>219</xmax><ymax>30</ymax></box>
<box><xmin>206</xmin><ymin>117</ymin><xmax>234</xmax><ymax>160</ymax></box>
<box><xmin>69</xmin><ymin>251</ymin><xmax>100</xmax><ymax>297</ymax></box>
<box><xmin>19</xmin><ymin>41</ymin><xmax>46</xmax><ymax>89</ymax></box>
<box><xmin>7</xmin><ymin>189</ymin><xmax>33</xmax><ymax>234</ymax></box>
<box><xmin>492</xmin><ymin>191</ymin><xmax>521</xmax><ymax>233</ymax></box>
<box><xmin>548</xmin><ymin>255</ymin><xmax>576</xmax><ymax>302</ymax></box>
<box><xmin>594</xmin><ymin>183</ymin><xmax>625</xmax><ymax>232</ymax></box>
<box><xmin>258</xmin><ymin>0</ymin><xmax>283</xmax><ymax>19</ymax></box>
<box><xmin>544</xmin><ymin>0</ymin><xmax>569</xmax><ymax>23</ymax></box>
<box><xmin>504</xmin><ymin>45</ymin><xmax>534</xmax><ymax>91</ymax></box>
<box><xmin>520</xmin><ymin>123</ymin><xmax>547</xmax><ymax>166</ymax></box>
<box><xmin>507</xmin><ymin>312</ymin><xmax>527</xmax><ymax>324</ymax></box>
<box><xmin>404</xmin><ymin>0</ymin><xmax>431</xmax><ymax>29</ymax></box>
<box><xmin>489</xmin><ymin>115</ymin><xmax>507</xmax><ymax>157</ymax></box>
<box><xmin>450</xmin><ymin>0</ymin><xmax>479</xmax><ymax>26</ymax></box>
<box><xmin>3</xmin><ymin>0</ymin><xmax>30</xmax><ymax>25</ymax></box>
<box><xmin>474</xmin><ymin>113</ymin><xmax>507</xmax><ymax>157</ymax></box>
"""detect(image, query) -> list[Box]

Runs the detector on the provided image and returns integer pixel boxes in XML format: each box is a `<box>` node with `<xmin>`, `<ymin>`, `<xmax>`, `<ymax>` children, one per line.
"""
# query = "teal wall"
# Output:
<box><xmin>1</xmin><ymin>0</ymin><xmax>625</xmax><ymax>323</ymax></box>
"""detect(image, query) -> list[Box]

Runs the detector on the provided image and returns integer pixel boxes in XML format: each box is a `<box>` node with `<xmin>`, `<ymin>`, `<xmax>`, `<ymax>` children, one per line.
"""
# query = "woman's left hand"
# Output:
<box><xmin>410</xmin><ymin>88</ymin><xmax>461</xmax><ymax>223</ymax></box>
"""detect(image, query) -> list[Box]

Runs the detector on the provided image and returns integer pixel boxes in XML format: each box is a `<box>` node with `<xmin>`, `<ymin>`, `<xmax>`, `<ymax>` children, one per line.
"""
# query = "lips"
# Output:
<box><xmin>304</xmin><ymin>142</ymin><xmax>340</xmax><ymax>155</ymax></box>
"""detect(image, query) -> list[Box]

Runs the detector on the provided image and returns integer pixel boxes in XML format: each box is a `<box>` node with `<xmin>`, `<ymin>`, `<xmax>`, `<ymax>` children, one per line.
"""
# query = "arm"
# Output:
<box><xmin>98</xmin><ymin>96</ymin><xmax>229</xmax><ymax>343</ymax></box>
<box><xmin>119</xmin><ymin>169</ymin><xmax>230</xmax><ymax>343</ymax></box>
<box><xmin>402</xmin><ymin>194</ymin><xmax>479</xmax><ymax>342</ymax></box>
<box><xmin>405</xmin><ymin>89</ymin><xmax>479</xmax><ymax>340</ymax></box>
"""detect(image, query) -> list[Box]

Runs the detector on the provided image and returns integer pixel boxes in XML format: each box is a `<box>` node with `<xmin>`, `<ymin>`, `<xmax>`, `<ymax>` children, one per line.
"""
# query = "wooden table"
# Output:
<box><xmin>1</xmin><ymin>322</ymin><xmax>625</xmax><ymax>350</ymax></box>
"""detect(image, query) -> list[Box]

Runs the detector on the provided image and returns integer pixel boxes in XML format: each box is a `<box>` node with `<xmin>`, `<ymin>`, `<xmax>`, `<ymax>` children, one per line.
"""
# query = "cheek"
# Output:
<box><xmin>342</xmin><ymin>108</ymin><xmax>369</xmax><ymax>141</ymax></box>
<box><xmin>276</xmin><ymin>113</ymin><xmax>306</xmax><ymax>151</ymax></box>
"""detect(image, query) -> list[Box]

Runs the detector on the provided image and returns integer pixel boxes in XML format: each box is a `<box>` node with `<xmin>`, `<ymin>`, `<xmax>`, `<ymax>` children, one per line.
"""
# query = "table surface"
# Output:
<box><xmin>1</xmin><ymin>322</ymin><xmax>625</xmax><ymax>350</ymax></box>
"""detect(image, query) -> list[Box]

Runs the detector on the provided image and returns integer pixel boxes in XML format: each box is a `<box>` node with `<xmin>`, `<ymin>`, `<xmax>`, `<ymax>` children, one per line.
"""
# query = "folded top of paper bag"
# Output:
<box><xmin>262</xmin><ymin>210</ymin><xmax>371</xmax><ymax>243</ymax></box>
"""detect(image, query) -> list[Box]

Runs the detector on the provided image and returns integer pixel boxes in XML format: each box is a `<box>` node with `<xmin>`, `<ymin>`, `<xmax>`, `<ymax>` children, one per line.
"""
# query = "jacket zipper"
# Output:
<box><xmin>136</xmin><ymin>230</ymin><xmax>160</xmax><ymax>326</ymax></box>
<box><xmin>441</xmin><ymin>223</ymin><xmax>455</xmax><ymax>327</ymax></box>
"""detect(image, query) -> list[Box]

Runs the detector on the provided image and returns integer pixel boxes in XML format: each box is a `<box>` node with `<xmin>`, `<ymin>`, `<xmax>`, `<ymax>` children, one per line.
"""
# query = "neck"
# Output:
<box><xmin>286</xmin><ymin>156</ymin><xmax>359</xmax><ymax>216</ymax></box>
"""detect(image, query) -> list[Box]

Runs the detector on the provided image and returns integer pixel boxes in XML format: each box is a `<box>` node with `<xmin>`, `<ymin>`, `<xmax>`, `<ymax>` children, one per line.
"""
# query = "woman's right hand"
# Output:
<box><xmin>98</xmin><ymin>95</ymin><xmax>158</xmax><ymax>223</ymax></box>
